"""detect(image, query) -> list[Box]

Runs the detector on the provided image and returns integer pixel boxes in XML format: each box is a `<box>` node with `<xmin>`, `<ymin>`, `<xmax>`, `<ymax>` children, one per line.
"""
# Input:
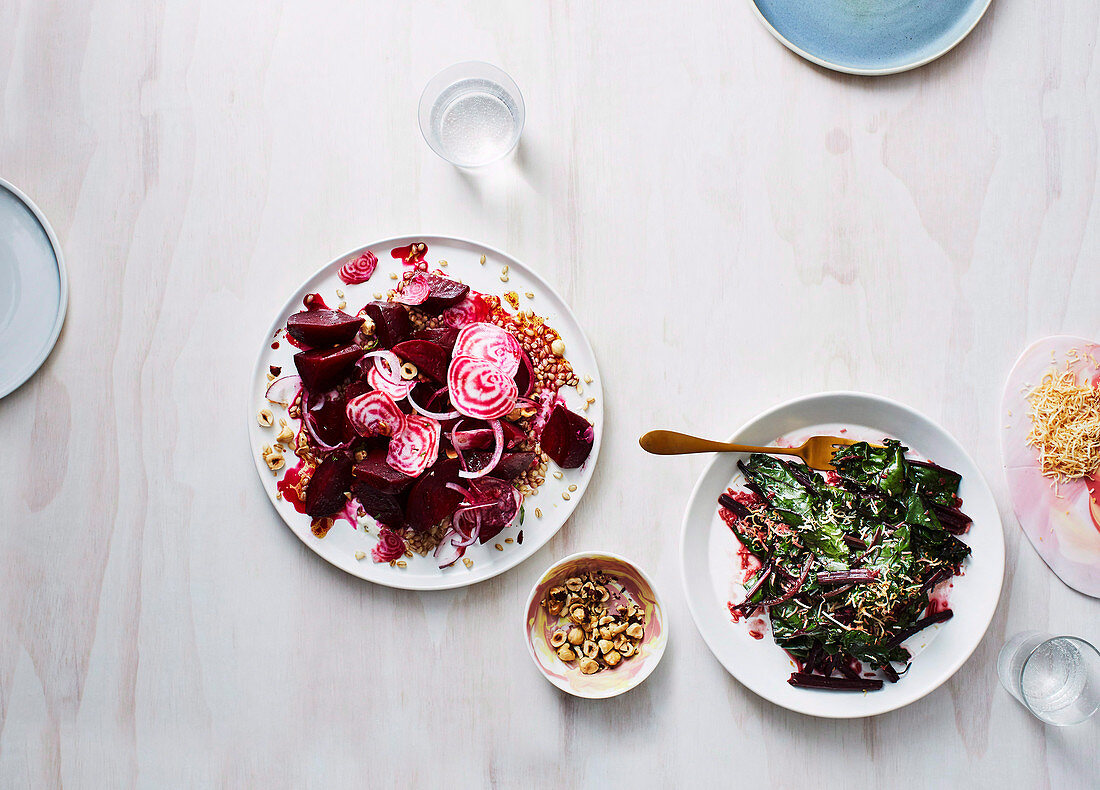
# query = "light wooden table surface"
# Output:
<box><xmin>2</xmin><ymin>1</ymin><xmax>1099</xmax><ymax>787</ymax></box>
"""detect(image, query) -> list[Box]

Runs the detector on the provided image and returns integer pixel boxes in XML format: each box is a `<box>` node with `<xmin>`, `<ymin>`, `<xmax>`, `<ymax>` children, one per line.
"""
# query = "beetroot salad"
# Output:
<box><xmin>259</xmin><ymin>243</ymin><xmax>596</xmax><ymax>570</ymax></box>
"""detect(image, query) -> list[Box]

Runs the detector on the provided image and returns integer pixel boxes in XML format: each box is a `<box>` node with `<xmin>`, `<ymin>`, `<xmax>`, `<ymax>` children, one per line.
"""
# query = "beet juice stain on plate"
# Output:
<box><xmin>248</xmin><ymin>235</ymin><xmax>604</xmax><ymax>591</ymax></box>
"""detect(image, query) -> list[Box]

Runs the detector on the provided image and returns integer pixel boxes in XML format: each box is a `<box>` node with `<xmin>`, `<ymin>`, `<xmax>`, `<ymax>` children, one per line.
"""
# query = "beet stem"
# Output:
<box><xmin>787</xmin><ymin>672</ymin><xmax>884</xmax><ymax>691</ymax></box>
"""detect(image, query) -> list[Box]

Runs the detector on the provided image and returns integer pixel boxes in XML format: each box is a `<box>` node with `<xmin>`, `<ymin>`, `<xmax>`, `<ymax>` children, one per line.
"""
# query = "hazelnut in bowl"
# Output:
<box><xmin>523</xmin><ymin>551</ymin><xmax>667</xmax><ymax>699</ymax></box>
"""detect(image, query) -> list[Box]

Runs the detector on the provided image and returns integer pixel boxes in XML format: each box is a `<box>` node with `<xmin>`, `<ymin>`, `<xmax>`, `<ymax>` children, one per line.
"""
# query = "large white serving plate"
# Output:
<box><xmin>0</xmin><ymin>178</ymin><xmax>68</xmax><ymax>398</ymax></box>
<box><xmin>680</xmin><ymin>392</ymin><xmax>1004</xmax><ymax>718</ymax></box>
<box><xmin>248</xmin><ymin>235</ymin><xmax>603</xmax><ymax>590</ymax></box>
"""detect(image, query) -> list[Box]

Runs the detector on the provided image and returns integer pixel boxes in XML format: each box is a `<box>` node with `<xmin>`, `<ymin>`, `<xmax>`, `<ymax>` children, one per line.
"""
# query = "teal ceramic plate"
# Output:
<box><xmin>750</xmin><ymin>0</ymin><xmax>993</xmax><ymax>75</ymax></box>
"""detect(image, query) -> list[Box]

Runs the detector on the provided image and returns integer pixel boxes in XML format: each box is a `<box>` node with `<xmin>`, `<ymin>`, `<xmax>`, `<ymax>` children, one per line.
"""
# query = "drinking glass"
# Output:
<box><xmin>418</xmin><ymin>62</ymin><xmax>525</xmax><ymax>168</ymax></box>
<box><xmin>997</xmin><ymin>631</ymin><xmax>1100</xmax><ymax>726</ymax></box>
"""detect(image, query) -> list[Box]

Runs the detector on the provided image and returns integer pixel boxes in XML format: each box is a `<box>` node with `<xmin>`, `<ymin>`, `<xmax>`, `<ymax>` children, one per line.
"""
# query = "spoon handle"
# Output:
<box><xmin>639</xmin><ymin>430</ymin><xmax>798</xmax><ymax>457</ymax></box>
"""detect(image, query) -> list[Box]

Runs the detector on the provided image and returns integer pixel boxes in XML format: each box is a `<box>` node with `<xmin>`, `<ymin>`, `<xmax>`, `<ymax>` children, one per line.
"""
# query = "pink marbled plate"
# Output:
<box><xmin>1000</xmin><ymin>335</ymin><xmax>1100</xmax><ymax>598</ymax></box>
<box><xmin>523</xmin><ymin>552</ymin><xmax>667</xmax><ymax>699</ymax></box>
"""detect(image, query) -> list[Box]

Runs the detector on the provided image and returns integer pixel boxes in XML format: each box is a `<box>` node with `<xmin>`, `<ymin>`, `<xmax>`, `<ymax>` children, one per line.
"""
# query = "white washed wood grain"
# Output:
<box><xmin>1</xmin><ymin>0</ymin><xmax>1098</xmax><ymax>787</ymax></box>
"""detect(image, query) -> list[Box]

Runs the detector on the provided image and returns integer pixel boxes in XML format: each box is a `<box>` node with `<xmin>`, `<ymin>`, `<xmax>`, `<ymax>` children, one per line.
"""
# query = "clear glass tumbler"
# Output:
<box><xmin>997</xmin><ymin>631</ymin><xmax>1100</xmax><ymax>726</ymax></box>
<box><xmin>418</xmin><ymin>62</ymin><xmax>525</xmax><ymax>168</ymax></box>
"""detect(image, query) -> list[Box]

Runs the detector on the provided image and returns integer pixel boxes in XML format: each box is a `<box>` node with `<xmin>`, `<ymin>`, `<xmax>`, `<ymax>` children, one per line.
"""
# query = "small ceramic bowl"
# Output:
<box><xmin>523</xmin><ymin>551</ymin><xmax>667</xmax><ymax>699</ymax></box>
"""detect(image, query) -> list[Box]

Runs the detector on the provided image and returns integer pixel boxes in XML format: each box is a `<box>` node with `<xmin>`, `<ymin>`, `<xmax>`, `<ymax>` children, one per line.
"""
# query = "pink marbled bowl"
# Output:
<box><xmin>523</xmin><ymin>552</ymin><xmax>667</xmax><ymax>699</ymax></box>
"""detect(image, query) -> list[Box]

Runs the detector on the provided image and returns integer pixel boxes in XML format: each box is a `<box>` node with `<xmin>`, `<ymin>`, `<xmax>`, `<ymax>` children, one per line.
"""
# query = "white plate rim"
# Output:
<box><xmin>679</xmin><ymin>390</ymin><xmax>1005</xmax><ymax>718</ymax></box>
<box><xmin>247</xmin><ymin>234</ymin><xmax>603</xmax><ymax>590</ymax></box>
<box><xmin>0</xmin><ymin>177</ymin><xmax>69</xmax><ymax>399</ymax></box>
<box><xmin>746</xmin><ymin>0</ymin><xmax>995</xmax><ymax>76</ymax></box>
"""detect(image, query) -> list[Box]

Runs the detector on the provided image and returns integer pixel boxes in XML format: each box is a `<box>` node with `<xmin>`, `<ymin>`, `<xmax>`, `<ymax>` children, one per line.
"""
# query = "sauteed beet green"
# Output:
<box><xmin>718</xmin><ymin>440</ymin><xmax>972</xmax><ymax>691</ymax></box>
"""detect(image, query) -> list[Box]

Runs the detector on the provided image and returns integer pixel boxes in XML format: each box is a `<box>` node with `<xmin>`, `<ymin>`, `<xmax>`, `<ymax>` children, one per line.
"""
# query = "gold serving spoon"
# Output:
<box><xmin>638</xmin><ymin>430</ymin><xmax>866</xmax><ymax>471</ymax></box>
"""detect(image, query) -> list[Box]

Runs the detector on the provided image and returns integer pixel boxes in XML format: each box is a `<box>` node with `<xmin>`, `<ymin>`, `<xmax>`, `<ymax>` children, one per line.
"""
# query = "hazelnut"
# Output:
<box><xmin>625</xmin><ymin>623</ymin><xmax>644</xmax><ymax>639</ymax></box>
<box><xmin>579</xmin><ymin>657</ymin><xmax>600</xmax><ymax>675</ymax></box>
<box><xmin>550</xmin><ymin>631</ymin><xmax>567</xmax><ymax>648</ymax></box>
<box><xmin>400</xmin><ymin>362</ymin><xmax>418</xmax><ymax>380</ymax></box>
<box><xmin>604</xmin><ymin>650</ymin><xmax>622</xmax><ymax>667</ymax></box>
<box><xmin>569</xmin><ymin>606</ymin><xmax>587</xmax><ymax>624</ymax></box>
<box><xmin>551</xmin><ymin>338</ymin><xmax>566</xmax><ymax>357</ymax></box>
<box><xmin>557</xmin><ymin>646</ymin><xmax>577</xmax><ymax>661</ymax></box>
<box><xmin>262</xmin><ymin>445</ymin><xmax>285</xmax><ymax>471</ymax></box>
<box><xmin>361</xmin><ymin>316</ymin><xmax>376</xmax><ymax>334</ymax></box>
<box><xmin>257</xmin><ymin>408</ymin><xmax>275</xmax><ymax>427</ymax></box>
<box><xmin>597</xmin><ymin>586</ymin><xmax>610</xmax><ymax>602</ymax></box>
<box><xmin>565</xmin><ymin>577</ymin><xmax>583</xmax><ymax>592</ymax></box>
<box><xmin>567</xmin><ymin>627</ymin><xmax>584</xmax><ymax>646</ymax></box>
<box><xmin>582</xmin><ymin>640</ymin><xmax>598</xmax><ymax>659</ymax></box>
<box><xmin>598</xmin><ymin>615</ymin><xmax>614</xmax><ymax>627</ymax></box>
<box><xmin>547</xmin><ymin>600</ymin><xmax>563</xmax><ymax>616</ymax></box>
<box><xmin>599</xmin><ymin>626</ymin><xmax>613</xmax><ymax>640</ymax></box>
<box><xmin>610</xmin><ymin>622</ymin><xmax>628</xmax><ymax>637</ymax></box>
<box><xmin>276</xmin><ymin>422</ymin><xmax>295</xmax><ymax>443</ymax></box>
<box><xmin>597</xmin><ymin>639</ymin><xmax>614</xmax><ymax>655</ymax></box>
<box><xmin>619</xmin><ymin>642</ymin><xmax>636</xmax><ymax>658</ymax></box>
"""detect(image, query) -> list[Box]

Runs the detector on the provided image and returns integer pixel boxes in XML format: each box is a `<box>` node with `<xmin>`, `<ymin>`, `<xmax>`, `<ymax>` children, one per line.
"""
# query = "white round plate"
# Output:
<box><xmin>0</xmin><ymin>178</ymin><xmax>68</xmax><ymax>398</ymax></box>
<box><xmin>248</xmin><ymin>235</ymin><xmax>603</xmax><ymax>590</ymax></box>
<box><xmin>680</xmin><ymin>392</ymin><xmax>1004</xmax><ymax>718</ymax></box>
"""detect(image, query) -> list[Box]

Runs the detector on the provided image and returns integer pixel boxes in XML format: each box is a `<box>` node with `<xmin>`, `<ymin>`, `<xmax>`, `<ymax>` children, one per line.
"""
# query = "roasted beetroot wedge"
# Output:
<box><xmin>405</xmin><ymin>459</ymin><xmax>464</xmax><ymax>531</ymax></box>
<box><xmin>540</xmin><ymin>404</ymin><xmax>594</xmax><ymax>468</ymax></box>
<box><xmin>514</xmin><ymin>349</ymin><xmax>535</xmax><ymax>397</ymax></box>
<box><xmin>392</xmin><ymin>339</ymin><xmax>450</xmax><ymax>383</ymax></box>
<box><xmin>465</xmin><ymin>451</ymin><xmax>536</xmax><ymax>480</ymax></box>
<box><xmin>294</xmin><ymin>344</ymin><xmax>364</xmax><ymax>391</ymax></box>
<box><xmin>286</xmin><ymin>309</ymin><xmax>364</xmax><ymax>348</ymax></box>
<box><xmin>352</xmin><ymin>447</ymin><xmax>414</xmax><ymax>494</ymax></box>
<box><xmin>454</xmin><ymin>477</ymin><xmax>520</xmax><ymax>543</ymax></box>
<box><xmin>305</xmin><ymin>452</ymin><xmax>353</xmax><ymax>517</ymax></box>
<box><xmin>351</xmin><ymin>481</ymin><xmax>405</xmax><ymax>527</ymax></box>
<box><xmin>419</xmin><ymin>275</ymin><xmax>470</xmax><ymax>314</ymax></box>
<box><xmin>305</xmin><ymin>389</ymin><xmax>351</xmax><ymax>447</ymax></box>
<box><xmin>414</xmin><ymin>326</ymin><xmax>459</xmax><ymax>352</ymax></box>
<box><xmin>365</xmin><ymin>301</ymin><xmax>411</xmax><ymax>349</ymax></box>
<box><xmin>448</xmin><ymin>420</ymin><xmax>526</xmax><ymax>451</ymax></box>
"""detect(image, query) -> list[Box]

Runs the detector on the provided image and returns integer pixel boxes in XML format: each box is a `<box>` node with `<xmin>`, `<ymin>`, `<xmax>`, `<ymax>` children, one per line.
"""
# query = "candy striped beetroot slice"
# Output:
<box><xmin>339</xmin><ymin>251</ymin><xmax>378</xmax><ymax>284</ymax></box>
<box><xmin>453</xmin><ymin>323</ymin><xmax>522</xmax><ymax>377</ymax></box>
<box><xmin>394</xmin><ymin>273</ymin><xmax>430</xmax><ymax>305</ymax></box>
<box><xmin>441</xmin><ymin>293</ymin><xmax>492</xmax><ymax>328</ymax></box>
<box><xmin>346</xmin><ymin>390</ymin><xmax>407</xmax><ymax>438</ymax></box>
<box><xmin>367</xmin><ymin>360</ymin><xmax>415</xmax><ymax>399</ymax></box>
<box><xmin>386</xmin><ymin>414</ymin><xmax>441</xmax><ymax>477</ymax></box>
<box><xmin>447</xmin><ymin>355</ymin><xmax>518</xmax><ymax>420</ymax></box>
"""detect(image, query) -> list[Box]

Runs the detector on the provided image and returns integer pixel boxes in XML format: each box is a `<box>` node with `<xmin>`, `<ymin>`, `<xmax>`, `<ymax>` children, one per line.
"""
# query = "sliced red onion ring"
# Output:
<box><xmin>346</xmin><ymin>390</ymin><xmax>406</xmax><ymax>437</ymax></box>
<box><xmin>386</xmin><ymin>414</ymin><xmax>441</xmax><ymax>477</ymax></box>
<box><xmin>363</xmin><ymin>349</ymin><xmax>414</xmax><ymax>399</ymax></box>
<box><xmin>453</xmin><ymin>323</ymin><xmax>523</xmax><ymax>377</ymax></box>
<box><xmin>447</xmin><ymin>355</ymin><xmax>518</xmax><ymax>420</ymax></box>
<box><xmin>450</xmin><ymin>503</ymin><xmax>494</xmax><ymax>546</ymax></box>
<box><xmin>459</xmin><ymin>419</ymin><xmax>504</xmax><ymax>479</ymax></box>
<box><xmin>445</xmin><ymin>481</ymin><xmax>473</xmax><ymax>501</ymax></box>
<box><xmin>434</xmin><ymin>529</ymin><xmax>466</xmax><ymax>568</ymax></box>
<box><xmin>360</xmin><ymin>349</ymin><xmax>403</xmax><ymax>379</ymax></box>
<box><xmin>394</xmin><ymin>272</ymin><xmax>430</xmax><ymax>305</ymax></box>
<box><xmin>303</xmin><ymin>408</ymin><xmax>353</xmax><ymax>452</ymax></box>
<box><xmin>368</xmin><ymin>365</ymin><xmax>414</xmax><ymax>399</ymax></box>
<box><xmin>407</xmin><ymin>386</ymin><xmax>460</xmax><ymax>420</ymax></box>
<box><xmin>265</xmin><ymin>375</ymin><xmax>302</xmax><ymax>406</ymax></box>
